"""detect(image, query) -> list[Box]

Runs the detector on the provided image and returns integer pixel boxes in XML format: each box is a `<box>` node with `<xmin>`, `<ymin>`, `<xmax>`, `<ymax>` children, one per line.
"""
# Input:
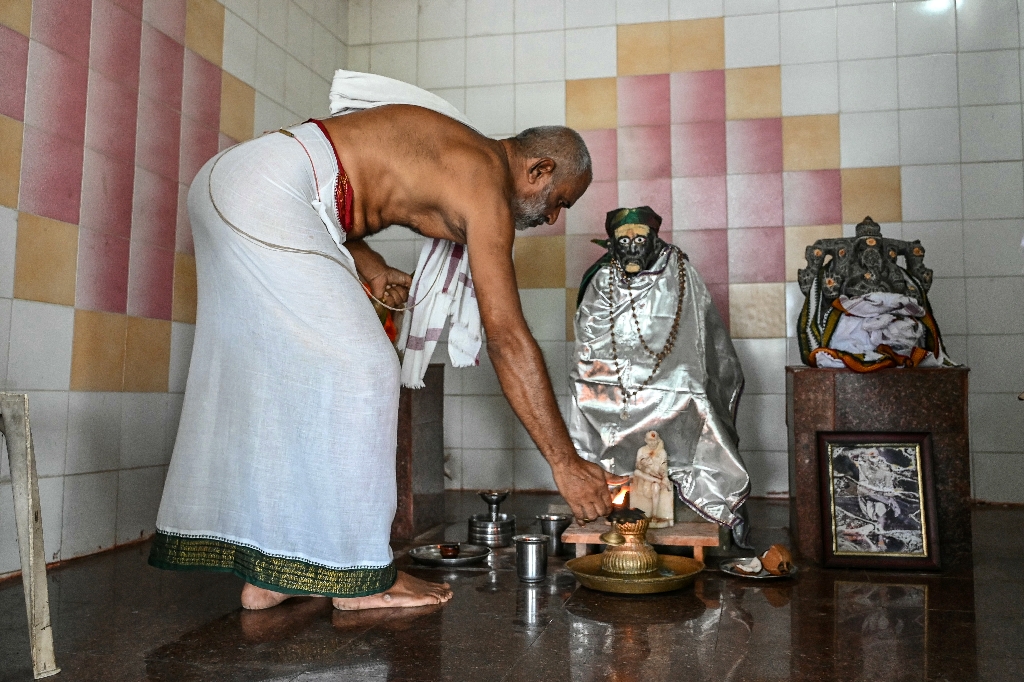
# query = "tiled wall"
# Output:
<box><xmin>0</xmin><ymin>0</ymin><xmax>348</xmax><ymax>578</ymax></box>
<box><xmin>354</xmin><ymin>0</ymin><xmax>1024</xmax><ymax>502</ymax></box>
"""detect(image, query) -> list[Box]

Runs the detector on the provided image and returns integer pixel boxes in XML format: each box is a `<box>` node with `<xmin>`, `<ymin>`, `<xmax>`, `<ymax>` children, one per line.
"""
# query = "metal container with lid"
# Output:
<box><xmin>468</xmin><ymin>490</ymin><xmax>516</xmax><ymax>547</ymax></box>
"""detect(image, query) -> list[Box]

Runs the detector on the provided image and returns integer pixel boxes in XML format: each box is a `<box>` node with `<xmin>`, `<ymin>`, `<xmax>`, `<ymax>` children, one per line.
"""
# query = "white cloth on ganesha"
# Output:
<box><xmin>397</xmin><ymin>240</ymin><xmax>482</xmax><ymax>388</ymax></box>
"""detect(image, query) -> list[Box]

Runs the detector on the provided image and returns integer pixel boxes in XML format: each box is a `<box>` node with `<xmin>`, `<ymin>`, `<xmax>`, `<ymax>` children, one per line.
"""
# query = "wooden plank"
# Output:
<box><xmin>562</xmin><ymin>520</ymin><xmax>720</xmax><ymax>547</ymax></box>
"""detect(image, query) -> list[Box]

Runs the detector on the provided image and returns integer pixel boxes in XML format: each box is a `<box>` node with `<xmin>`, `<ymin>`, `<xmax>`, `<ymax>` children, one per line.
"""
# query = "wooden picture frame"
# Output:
<box><xmin>818</xmin><ymin>432</ymin><xmax>940</xmax><ymax>570</ymax></box>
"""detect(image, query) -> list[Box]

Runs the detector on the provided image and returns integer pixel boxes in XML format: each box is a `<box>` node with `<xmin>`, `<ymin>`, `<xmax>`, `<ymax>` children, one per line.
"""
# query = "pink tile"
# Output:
<box><xmin>727</xmin><ymin>119</ymin><xmax>782</xmax><ymax>175</ymax></box>
<box><xmin>672</xmin><ymin>175</ymin><xmax>727</xmax><ymax>230</ymax></box>
<box><xmin>182</xmin><ymin>49</ymin><xmax>221</xmax><ymax>129</ymax></box>
<box><xmin>139</xmin><ymin>24</ymin><xmax>184</xmax><ymax>109</ymax></box>
<box><xmin>142</xmin><ymin>0</ymin><xmax>186</xmax><ymax>43</ymax></box>
<box><xmin>85</xmin><ymin>69</ymin><xmax>139</xmax><ymax>163</ymax></box>
<box><xmin>566</xmin><ymin>180</ymin><xmax>618</xmax><ymax>236</ymax></box>
<box><xmin>618</xmin><ymin>74</ymin><xmax>671</xmax><ymax>127</ymax></box>
<box><xmin>579</xmin><ymin>128</ymin><xmax>617</xmax><ymax>183</ymax></box>
<box><xmin>728</xmin><ymin>226</ymin><xmax>784</xmax><ymax>283</ymax></box>
<box><xmin>18</xmin><ymin>125</ymin><xmax>84</xmax><ymax>224</ymax></box>
<box><xmin>619</xmin><ymin>178</ymin><xmax>673</xmax><ymax>233</ymax></box>
<box><xmin>706</xmin><ymin>283</ymin><xmax>730</xmax><ymax>331</ymax></box>
<box><xmin>218</xmin><ymin>133</ymin><xmax>237</xmax><ymax>152</ymax></box>
<box><xmin>23</xmin><ymin>40</ymin><xmax>89</xmax><ymax>143</ymax></box>
<box><xmin>89</xmin><ymin>0</ymin><xmax>142</xmax><ymax>89</ymax></box>
<box><xmin>135</xmin><ymin>95</ymin><xmax>181</xmax><ymax>181</ymax></box>
<box><xmin>671</xmin><ymin>229</ymin><xmax>728</xmax><ymax>284</ymax></box>
<box><xmin>30</xmin><ymin>0</ymin><xmax>92</xmax><ymax>63</ymax></box>
<box><xmin>671</xmin><ymin>70</ymin><xmax>726</xmax><ymax>123</ymax></box>
<box><xmin>179</xmin><ymin>116</ymin><xmax>219</xmax><ymax>185</ymax></box>
<box><xmin>617</xmin><ymin>125</ymin><xmax>671</xmax><ymax>181</ymax></box>
<box><xmin>727</xmin><ymin>173</ymin><xmax>783</xmax><ymax>228</ymax></box>
<box><xmin>127</xmin><ymin>241</ymin><xmax>175</xmax><ymax>320</ymax></box>
<box><xmin>80</xmin><ymin>149</ymin><xmax>136</xmax><ymax>239</ymax></box>
<box><xmin>567</xmin><ymin>235</ymin><xmax>612</xmax><ymax>290</ymax></box>
<box><xmin>783</xmin><ymin>170</ymin><xmax>842</xmax><ymax>227</ymax></box>
<box><xmin>131</xmin><ymin>166</ymin><xmax>178</xmax><ymax>250</ymax></box>
<box><xmin>175</xmin><ymin>183</ymin><xmax>193</xmax><ymax>254</ymax></box>
<box><xmin>76</xmin><ymin>227</ymin><xmax>130</xmax><ymax>313</ymax></box>
<box><xmin>0</xmin><ymin>26</ymin><xmax>29</xmax><ymax>120</ymax></box>
<box><xmin>671</xmin><ymin>121</ymin><xmax>726</xmax><ymax>178</ymax></box>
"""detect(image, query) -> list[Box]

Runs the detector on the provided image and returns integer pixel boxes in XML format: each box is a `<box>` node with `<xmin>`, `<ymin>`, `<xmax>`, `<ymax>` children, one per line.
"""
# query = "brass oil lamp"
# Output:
<box><xmin>600</xmin><ymin>490</ymin><xmax>658</xmax><ymax>575</ymax></box>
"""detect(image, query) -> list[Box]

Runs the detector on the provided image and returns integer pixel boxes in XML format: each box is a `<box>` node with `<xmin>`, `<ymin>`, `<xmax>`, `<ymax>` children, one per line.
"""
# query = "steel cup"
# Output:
<box><xmin>536</xmin><ymin>513</ymin><xmax>573</xmax><ymax>556</ymax></box>
<box><xmin>514</xmin><ymin>534</ymin><xmax>549</xmax><ymax>583</ymax></box>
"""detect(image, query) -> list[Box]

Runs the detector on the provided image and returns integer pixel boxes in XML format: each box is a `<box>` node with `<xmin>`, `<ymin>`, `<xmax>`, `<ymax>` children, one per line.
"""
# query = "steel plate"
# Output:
<box><xmin>719</xmin><ymin>559</ymin><xmax>798</xmax><ymax>580</ymax></box>
<box><xmin>409</xmin><ymin>543</ymin><xmax>491</xmax><ymax>567</ymax></box>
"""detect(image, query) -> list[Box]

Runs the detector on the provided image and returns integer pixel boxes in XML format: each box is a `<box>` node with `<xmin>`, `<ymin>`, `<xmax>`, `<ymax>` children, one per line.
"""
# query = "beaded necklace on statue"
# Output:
<box><xmin>607</xmin><ymin>246</ymin><xmax>687</xmax><ymax>421</ymax></box>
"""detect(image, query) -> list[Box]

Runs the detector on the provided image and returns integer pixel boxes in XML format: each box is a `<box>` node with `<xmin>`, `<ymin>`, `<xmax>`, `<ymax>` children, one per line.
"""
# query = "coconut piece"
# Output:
<box><xmin>760</xmin><ymin>545</ymin><xmax>793</xmax><ymax>576</ymax></box>
<box><xmin>733</xmin><ymin>556</ymin><xmax>762</xmax><ymax>575</ymax></box>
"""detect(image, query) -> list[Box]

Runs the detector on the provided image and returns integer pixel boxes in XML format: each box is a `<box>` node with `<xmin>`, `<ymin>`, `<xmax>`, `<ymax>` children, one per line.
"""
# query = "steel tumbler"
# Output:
<box><xmin>536</xmin><ymin>514</ymin><xmax>573</xmax><ymax>556</ymax></box>
<box><xmin>514</xmin><ymin>534</ymin><xmax>549</xmax><ymax>583</ymax></box>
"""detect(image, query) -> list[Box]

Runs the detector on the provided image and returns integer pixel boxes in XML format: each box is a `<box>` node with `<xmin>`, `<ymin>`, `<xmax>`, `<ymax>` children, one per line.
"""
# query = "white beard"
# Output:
<box><xmin>513</xmin><ymin>184</ymin><xmax>553</xmax><ymax>231</ymax></box>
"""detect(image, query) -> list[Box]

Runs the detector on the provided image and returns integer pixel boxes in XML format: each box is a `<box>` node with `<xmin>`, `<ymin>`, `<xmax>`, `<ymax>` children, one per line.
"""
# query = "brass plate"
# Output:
<box><xmin>565</xmin><ymin>554</ymin><xmax>704</xmax><ymax>595</ymax></box>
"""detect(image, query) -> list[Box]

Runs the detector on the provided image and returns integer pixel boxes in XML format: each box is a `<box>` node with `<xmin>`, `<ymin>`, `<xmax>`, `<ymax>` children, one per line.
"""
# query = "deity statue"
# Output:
<box><xmin>797</xmin><ymin>217</ymin><xmax>956</xmax><ymax>371</ymax></box>
<box><xmin>568</xmin><ymin>206</ymin><xmax>750</xmax><ymax>545</ymax></box>
<box><xmin>632</xmin><ymin>431</ymin><xmax>674</xmax><ymax>528</ymax></box>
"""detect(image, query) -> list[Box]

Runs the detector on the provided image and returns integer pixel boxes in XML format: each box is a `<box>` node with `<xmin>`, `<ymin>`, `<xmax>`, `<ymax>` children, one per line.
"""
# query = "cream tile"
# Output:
<box><xmin>725</xmin><ymin>66</ymin><xmax>782</xmax><ymax>119</ymax></box>
<box><xmin>565</xmin><ymin>77</ymin><xmax>617</xmax><ymax>129</ymax></box>
<box><xmin>515</xmin><ymin>0</ymin><xmax>565</xmax><ymax>31</ymax></box>
<box><xmin>617</xmin><ymin>0</ymin><xmax>669</xmax><ymax>23</ymax></box>
<box><xmin>785</xmin><ymin>225</ymin><xmax>842</xmax><ymax>282</ymax></box>
<box><xmin>900</xmin><ymin>221</ymin><xmax>965</xmax><ymax>278</ymax></box>
<box><xmin>62</xmin><ymin>471</ymin><xmax>118</xmax><ymax>559</ymax></box>
<box><xmin>0</xmin><ymin>115</ymin><xmax>22</xmax><ymax>209</ymax></box>
<box><xmin>837</xmin><ymin>2</ymin><xmax>896</xmax><ymax>60</ymax></box>
<box><xmin>741</xmin><ymin>450</ymin><xmax>789</xmax><ymax>497</ymax></box>
<box><xmin>255</xmin><ymin>36</ymin><xmax>287</xmax><ymax>104</ymax></box>
<box><xmin>120</xmin><ymin>393</ymin><xmax>170</xmax><ymax>468</ymax></box>
<box><xmin>780</xmin><ymin>8</ymin><xmax>837</xmax><ymax>64</ymax></box>
<box><xmin>896</xmin><ymin>0</ymin><xmax>956</xmax><ymax>56</ymax></box>
<box><xmin>838</xmin><ymin>58</ymin><xmax>896</xmax><ymax>113</ymax></box>
<box><xmin>963</xmin><ymin>219</ymin><xmax>1024</xmax><ymax>277</ymax></box>
<box><xmin>186</xmin><ymin>0</ymin><xmax>225</xmax><ymax>66</ymax></box>
<box><xmin>566</xmin><ymin>0</ymin><xmax>616</xmax><ymax>27</ymax></box>
<box><xmin>370</xmin><ymin>0</ymin><xmax>417</xmax><ymax>43</ymax></box>
<box><xmin>515</xmin><ymin>31</ymin><xmax>565</xmax><ymax>84</ymax></box>
<box><xmin>840</xmin><ymin>111</ymin><xmax>899</xmax><ymax>167</ymax></box>
<box><xmin>0</xmin><ymin>206</ymin><xmax>14</xmax><ymax>298</ymax></box>
<box><xmin>956</xmin><ymin>0</ymin><xmax>1019</xmax><ymax>52</ymax></box>
<box><xmin>168</xmin><ymin>322</ymin><xmax>195</xmax><ymax>394</ymax></box>
<box><xmin>958</xmin><ymin>50</ymin><xmax>1021</xmax><ymax>105</ymax></box>
<box><xmin>515</xmin><ymin>81</ymin><xmax>566</xmax><ymax>130</ymax></box>
<box><xmin>670</xmin><ymin>17</ymin><xmax>725</xmax><ymax>71</ymax></box>
<box><xmin>968</xmin><ymin>334</ymin><xmax>1024</xmax><ymax>393</ymax></box>
<box><xmin>7</xmin><ymin>301</ymin><xmax>74</xmax><ymax>391</ymax></box>
<box><xmin>466</xmin><ymin>0</ymin><xmax>514</xmax><ymax>35</ymax></box>
<box><xmin>900</xmin><ymin>164</ymin><xmax>961</xmax><ymax>221</ymax></box>
<box><xmin>973</xmin><ymin>452</ymin><xmax>1024</xmax><ymax>503</ymax></box>
<box><xmin>898</xmin><ymin>108</ymin><xmax>960</xmax><ymax>165</ymax></box>
<box><xmin>13</xmin><ymin>213</ymin><xmax>78</xmax><ymax>307</ymax></box>
<box><xmin>66</xmin><ymin>392</ymin><xmax>122</xmax><ymax>475</ymax></box>
<box><xmin>418</xmin><ymin>38</ymin><xmax>466</xmax><ymax>89</ymax></box>
<box><xmin>565</xmin><ymin>27</ymin><xmax>616</xmax><ymax>80</ymax></box>
<box><xmin>962</xmin><ymin>162</ymin><xmax>1024</xmax><ymax>220</ymax></box>
<box><xmin>731</xmin><ymin>338</ymin><xmax>787</xmax><ymax>394</ymax></box>
<box><xmin>287</xmin><ymin>3</ymin><xmax>315</xmax><ymax>64</ymax></box>
<box><xmin>0</xmin><ymin>0</ymin><xmax>31</xmax><ymax>36</ymax></box>
<box><xmin>520</xmin><ymin>288</ymin><xmax>568</xmax><ymax>341</ymax></box>
<box><xmin>116</xmin><ymin>465</ymin><xmax>167</xmax><ymax>544</ymax></box>
<box><xmin>70</xmin><ymin>310</ymin><xmax>127</xmax><ymax>393</ymax></box>
<box><xmin>348</xmin><ymin>0</ymin><xmax>371</xmax><ymax>45</ymax></box>
<box><xmin>966</xmin><ymin>276</ymin><xmax>1024</xmax><ymax>334</ymax></box>
<box><xmin>670</xmin><ymin>0</ymin><xmax>724</xmax><ymax>19</ymax></box>
<box><xmin>781</xmin><ymin>62</ymin><xmax>839</xmax><ymax>116</ymax></box>
<box><xmin>617</xmin><ymin>21</ymin><xmax>671</xmax><ymax>75</ymax></box>
<box><xmin>369</xmin><ymin>41</ymin><xmax>417</xmax><ymax>83</ymax></box>
<box><xmin>924</xmin><ymin>276</ymin><xmax>966</xmax><ymax>335</ymax></box>
<box><xmin>897</xmin><ymin>53</ymin><xmax>959</xmax><ymax>108</ymax></box>
<box><xmin>22</xmin><ymin>391</ymin><xmax>69</xmax><ymax>478</ymax></box>
<box><xmin>970</xmin><ymin>396</ymin><xmax>1024</xmax><ymax>453</ymax></box>
<box><xmin>0</xmin><ymin>297</ymin><xmax>10</xmax><ymax>388</ymax></box>
<box><xmin>960</xmin><ymin>104</ymin><xmax>1024</xmax><ymax>162</ymax></box>
<box><xmin>724</xmin><ymin>13</ymin><xmax>780</xmax><ymax>68</ymax></box>
<box><xmin>467</xmin><ymin>34</ymin><xmax>514</xmax><ymax>86</ymax></box>
<box><xmin>223</xmin><ymin>10</ymin><xmax>258</xmax><ymax>86</ymax></box>
<box><xmin>782</xmin><ymin>114</ymin><xmax>840</xmax><ymax>170</ymax></box>
<box><xmin>461</xmin><ymin>448</ymin><xmax>515</xmax><ymax>489</ymax></box>
<box><xmin>124</xmin><ymin>317</ymin><xmax>172</xmax><ymax>393</ymax></box>
<box><xmin>419</xmin><ymin>0</ymin><xmax>467</xmax><ymax>39</ymax></box>
<box><xmin>735</xmin><ymin>393</ymin><xmax>787</xmax><ymax>451</ymax></box>
<box><xmin>514</xmin><ymin>448</ymin><xmax>557</xmax><ymax>490</ymax></box>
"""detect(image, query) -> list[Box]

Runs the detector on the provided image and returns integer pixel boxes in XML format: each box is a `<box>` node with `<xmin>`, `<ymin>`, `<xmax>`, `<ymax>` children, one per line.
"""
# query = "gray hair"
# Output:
<box><xmin>512</xmin><ymin>126</ymin><xmax>592</xmax><ymax>181</ymax></box>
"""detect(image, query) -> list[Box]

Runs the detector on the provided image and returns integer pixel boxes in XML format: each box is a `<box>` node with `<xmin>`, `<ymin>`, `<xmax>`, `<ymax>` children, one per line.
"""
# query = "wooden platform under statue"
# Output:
<box><xmin>562</xmin><ymin>520</ymin><xmax>720</xmax><ymax>561</ymax></box>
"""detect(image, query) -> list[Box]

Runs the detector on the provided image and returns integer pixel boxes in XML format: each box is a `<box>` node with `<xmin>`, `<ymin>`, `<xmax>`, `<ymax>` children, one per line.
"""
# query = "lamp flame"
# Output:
<box><xmin>612</xmin><ymin>486</ymin><xmax>629</xmax><ymax>506</ymax></box>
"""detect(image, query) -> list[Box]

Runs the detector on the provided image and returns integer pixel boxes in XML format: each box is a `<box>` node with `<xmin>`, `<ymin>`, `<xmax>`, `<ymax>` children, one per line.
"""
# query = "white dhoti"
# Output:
<box><xmin>150</xmin><ymin>122</ymin><xmax>400</xmax><ymax>597</ymax></box>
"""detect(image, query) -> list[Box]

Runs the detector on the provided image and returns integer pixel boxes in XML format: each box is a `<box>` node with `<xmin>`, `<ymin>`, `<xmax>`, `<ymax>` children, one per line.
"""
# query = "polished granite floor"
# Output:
<box><xmin>1</xmin><ymin>493</ymin><xmax>1021</xmax><ymax>681</ymax></box>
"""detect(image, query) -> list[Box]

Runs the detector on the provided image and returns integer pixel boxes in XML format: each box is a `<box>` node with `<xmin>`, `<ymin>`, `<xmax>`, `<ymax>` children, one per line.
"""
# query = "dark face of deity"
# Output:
<box><xmin>612</xmin><ymin>224</ymin><xmax>658</xmax><ymax>275</ymax></box>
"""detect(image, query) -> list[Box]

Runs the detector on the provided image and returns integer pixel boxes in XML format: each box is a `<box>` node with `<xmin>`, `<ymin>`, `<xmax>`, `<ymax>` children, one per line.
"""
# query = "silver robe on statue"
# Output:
<box><xmin>568</xmin><ymin>247</ymin><xmax>750</xmax><ymax>528</ymax></box>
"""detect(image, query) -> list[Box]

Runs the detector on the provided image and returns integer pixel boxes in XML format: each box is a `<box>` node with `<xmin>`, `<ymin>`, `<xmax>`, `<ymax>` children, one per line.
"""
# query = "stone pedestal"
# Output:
<box><xmin>786</xmin><ymin>366</ymin><xmax>972</xmax><ymax>570</ymax></box>
<box><xmin>391</xmin><ymin>364</ymin><xmax>446</xmax><ymax>540</ymax></box>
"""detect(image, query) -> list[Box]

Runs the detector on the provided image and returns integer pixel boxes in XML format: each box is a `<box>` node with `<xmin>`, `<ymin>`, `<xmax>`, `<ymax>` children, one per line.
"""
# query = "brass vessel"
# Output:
<box><xmin>599</xmin><ymin>516</ymin><xmax>659</xmax><ymax>575</ymax></box>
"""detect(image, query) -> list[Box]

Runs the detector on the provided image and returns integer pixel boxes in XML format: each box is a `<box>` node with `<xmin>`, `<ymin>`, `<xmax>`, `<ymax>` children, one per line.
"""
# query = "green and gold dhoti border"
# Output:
<box><xmin>149</xmin><ymin>532</ymin><xmax>398</xmax><ymax>598</ymax></box>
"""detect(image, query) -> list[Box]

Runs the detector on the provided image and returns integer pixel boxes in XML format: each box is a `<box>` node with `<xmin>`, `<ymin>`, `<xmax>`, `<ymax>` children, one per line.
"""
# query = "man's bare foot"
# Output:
<box><xmin>332</xmin><ymin>571</ymin><xmax>453</xmax><ymax>611</ymax></box>
<box><xmin>241</xmin><ymin>583</ymin><xmax>312</xmax><ymax>610</ymax></box>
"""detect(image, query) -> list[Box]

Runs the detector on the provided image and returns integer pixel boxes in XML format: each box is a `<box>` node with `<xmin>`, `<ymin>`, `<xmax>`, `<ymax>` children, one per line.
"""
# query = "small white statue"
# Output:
<box><xmin>632</xmin><ymin>431</ymin><xmax>674</xmax><ymax>528</ymax></box>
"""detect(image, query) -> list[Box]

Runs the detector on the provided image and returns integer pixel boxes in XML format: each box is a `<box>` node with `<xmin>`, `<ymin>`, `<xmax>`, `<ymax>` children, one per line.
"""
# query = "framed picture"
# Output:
<box><xmin>818</xmin><ymin>432</ymin><xmax>940</xmax><ymax>570</ymax></box>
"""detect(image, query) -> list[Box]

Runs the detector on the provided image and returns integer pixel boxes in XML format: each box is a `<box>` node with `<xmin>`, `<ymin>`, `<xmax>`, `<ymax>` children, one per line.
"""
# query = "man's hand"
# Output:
<box><xmin>551</xmin><ymin>458</ymin><xmax>630</xmax><ymax>525</ymax></box>
<box><xmin>367</xmin><ymin>267</ymin><xmax>412</xmax><ymax>308</ymax></box>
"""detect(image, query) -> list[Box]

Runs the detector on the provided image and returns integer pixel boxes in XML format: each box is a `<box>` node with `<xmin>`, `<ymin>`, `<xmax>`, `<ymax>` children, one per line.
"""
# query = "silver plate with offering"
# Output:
<box><xmin>409</xmin><ymin>543</ymin><xmax>490</xmax><ymax>567</ymax></box>
<box><xmin>719</xmin><ymin>558</ymin><xmax>798</xmax><ymax>580</ymax></box>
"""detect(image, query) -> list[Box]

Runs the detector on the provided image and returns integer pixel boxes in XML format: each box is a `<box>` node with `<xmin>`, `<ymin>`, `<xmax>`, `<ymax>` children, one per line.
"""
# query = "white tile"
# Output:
<box><xmin>61</xmin><ymin>471</ymin><xmax>118</xmax><ymax>559</ymax></box>
<box><xmin>898</xmin><ymin>107</ymin><xmax>960</xmax><ymax>164</ymax></box>
<box><xmin>780</xmin><ymin>8</ymin><xmax>837</xmax><ymax>64</ymax></box>
<box><xmin>116</xmin><ymin>466</ymin><xmax>166</xmax><ymax>544</ymax></box>
<box><xmin>514</xmin><ymin>30</ymin><xmax>564</xmax><ymax>83</ymax></box>
<box><xmin>347</xmin><ymin>45</ymin><xmax>370</xmax><ymax>71</ymax></box>
<box><xmin>539</xmin><ymin>340</ymin><xmax>569</xmax><ymax>395</ymax></box>
<box><xmin>781</xmin><ymin>0</ymin><xmax>834</xmax><ymax>8</ymax></box>
<box><xmin>565</xmin><ymin>26</ymin><xmax>617</xmax><ymax>80</ymax></box>
<box><xmin>24</xmin><ymin>391</ymin><xmax>68</xmax><ymax>478</ymax></box>
<box><xmin>781</xmin><ymin>62</ymin><xmax>839</xmax><ymax>115</ymax></box>
<box><xmin>957</xmin><ymin>0</ymin><xmax>1019</xmax><ymax>52</ymax></box>
<box><xmin>370</xmin><ymin>0</ymin><xmax>417</xmax><ymax>43</ymax></box>
<box><xmin>966</xmin><ymin>276</ymin><xmax>1024</xmax><ymax>333</ymax></box>
<box><xmin>838</xmin><ymin>58</ymin><xmax>897</xmax><ymax>112</ymax></box>
<box><xmin>332</xmin><ymin>0</ymin><xmax>348</xmax><ymax>40</ymax></box>
<box><xmin>837</xmin><ymin>2</ymin><xmax>896</xmax><ymax>60</ymax></box>
<box><xmin>962</xmin><ymin>162</ymin><xmax>1024</xmax><ymax>220</ymax></box>
<box><xmin>258</xmin><ymin>0</ymin><xmax>289</xmax><ymax>47</ymax></box>
<box><xmin>896</xmin><ymin>0</ymin><xmax>956</xmax><ymax>56</ymax></box>
<box><xmin>120</xmin><ymin>393</ymin><xmax>169</xmax><ymax>469</ymax></box>
<box><xmin>973</xmin><ymin>452</ymin><xmax>1024</xmax><ymax>503</ymax></box>
<box><xmin>466</xmin><ymin>84</ymin><xmax>515</xmax><ymax>135</ymax></box>
<box><xmin>417</xmin><ymin>38</ymin><xmax>466</xmax><ymax>89</ymax></box>
<box><xmin>369</xmin><ymin>41</ymin><xmax>417</xmax><ymax>83</ymax></box>
<box><xmin>840</xmin><ymin>110</ymin><xmax>899</xmax><ymax>167</ymax></box>
<box><xmin>284</xmin><ymin>56</ymin><xmax>310</xmax><ymax>116</ymax></box>
<box><xmin>0</xmin><ymin>477</ymin><xmax>63</xmax><ymax>572</ymax></box>
<box><xmin>519</xmin><ymin>288</ymin><xmax>568</xmax><ymax>340</ymax></box>
<box><xmin>566</xmin><ymin>0</ymin><xmax>616</xmax><ymax>26</ymax></box>
<box><xmin>430</xmin><ymin>87</ymin><xmax>467</xmax><ymax>113</ymax></box>
<box><xmin>785</xmin><ymin>281</ymin><xmax>803</xmax><ymax>339</ymax></box>
<box><xmin>287</xmin><ymin>4</ymin><xmax>315</xmax><ymax>63</ymax></box>
<box><xmin>466</xmin><ymin>34</ymin><xmax>514</xmax><ymax>86</ymax></box>
<box><xmin>66</xmin><ymin>392</ymin><xmax>121</xmax><ymax>474</ymax></box>
<box><xmin>308</xmin><ymin>73</ymin><xmax>332</xmax><ymax>120</ymax></box>
<box><xmin>900</xmin><ymin>164</ymin><xmax>962</xmax><ymax>221</ymax></box>
<box><xmin>253</xmin><ymin>92</ymin><xmax>296</xmax><ymax>135</ymax></box>
<box><xmin>419</xmin><ymin>0</ymin><xmax>467</xmax><ymax>40</ymax></box>
<box><xmin>958</xmin><ymin>50</ymin><xmax>1021</xmax><ymax>105</ymax></box>
<box><xmin>255</xmin><ymin>36</ymin><xmax>287</xmax><ymax>104</ymax></box>
<box><xmin>461</xmin><ymin>448</ymin><xmax>515</xmax><ymax>488</ymax></box>
<box><xmin>961</xmin><ymin>104</ymin><xmax>1024</xmax><ymax>162</ymax></box>
<box><xmin>963</xmin><ymin>219</ymin><xmax>1024</xmax><ymax>276</ymax></box>
<box><xmin>0</xmin><ymin>297</ymin><xmax>10</xmax><ymax>388</ymax></box>
<box><xmin>0</xmin><ymin>207</ymin><xmax>15</xmax><ymax>300</ymax></box>
<box><xmin>731</xmin><ymin>338</ymin><xmax>787</xmax><ymax>394</ymax></box>
<box><xmin>670</xmin><ymin>0</ymin><xmax>725</xmax><ymax>18</ymax></box>
<box><xmin>968</xmin><ymin>334</ymin><xmax>1024</xmax><ymax>392</ymax></box>
<box><xmin>7</xmin><ymin>301</ymin><xmax>73</xmax><ymax>391</ymax></box>
<box><xmin>515</xmin><ymin>81</ymin><xmax>566</xmax><ymax>130</ymax></box>
<box><xmin>941</xmin><ymin>332</ymin><xmax>966</xmax><ymax>363</ymax></box>
<box><xmin>735</xmin><ymin>393</ymin><xmax>787</xmax><ymax>451</ymax></box>
<box><xmin>725</xmin><ymin>0</ymin><xmax>778</xmax><ymax>14</ymax></box>
<box><xmin>443</xmin><ymin>395</ymin><xmax>462</xmax><ymax>447</ymax></box>
<box><xmin>460</xmin><ymin>349</ymin><xmax>503</xmax><ymax>394</ymax></box>
<box><xmin>900</xmin><ymin>221</ymin><xmax>965</xmax><ymax>277</ymax></box>
<box><xmin>223</xmin><ymin>10</ymin><xmax>258</xmax><ymax>86</ymax></box>
<box><xmin>221</xmin><ymin>0</ymin><xmax>258</xmax><ymax>26</ymax></box>
<box><xmin>515</xmin><ymin>0</ymin><xmax>565</xmax><ymax>32</ymax></box>
<box><xmin>616</xmin><ymin>0</ymin><xmax>669</xmax><ymax>23</ymax></box>
<box><xmin>348</xmin><ymin>0</ymin><xmax>371</xmax><ymax>45</ymax></box>
<box><xmin>970</xmin><ymin>394</ymin><xmax>1024</xmax><ymax>452</ymax></box>
<box><xmin>466</xmin><ymin>0</ymin><xmax>514</xmax><ymax>35</ymax></box>
<box><xmin>924</xmin><ymin>276</ymin><xmax>966</xmax><ymax>334</ymax></box>
<box><xmin>897</xmin><ymin>53</ymin><xmax>958</xmax><ymax>108</ymax></box>
<box><xmin>444</xmin><ymin>447</ymin><xmax>463</xmax><ymax>488</ymax></box>
<box><xmin>725</xmin><ymin>13</ymin><xmax>780</xmax><ymax>68</ymax></box>
<box><xmin>514</xmin><ymin>448</ymin><xmax>557</xmax><ymax>490</ymax></box>
<box><xmin>742</xmin><ymin>451</ymin><xmax>789</xmax><ymax>497</ymax></box>
<box><xmin>165</xmin><ymin>393</ymin><xmax>184</xmax><ymax>455</ymax></box>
